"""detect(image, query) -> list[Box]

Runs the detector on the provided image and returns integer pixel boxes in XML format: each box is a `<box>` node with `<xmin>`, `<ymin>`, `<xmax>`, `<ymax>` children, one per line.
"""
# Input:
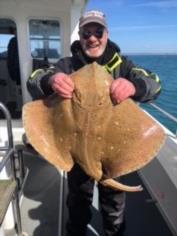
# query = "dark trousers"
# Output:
<box><xmin>66</xmin><ymin>164</ymin><xmax>126</xmax><ymax>236</ymax></box>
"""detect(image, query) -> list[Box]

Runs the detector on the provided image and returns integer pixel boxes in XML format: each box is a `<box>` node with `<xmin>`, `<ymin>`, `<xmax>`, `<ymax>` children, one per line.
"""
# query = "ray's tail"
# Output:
<box><xmin>100</xmin><ymin>178</ymin><xmax>143</xmax><ymax>192</ymax></box>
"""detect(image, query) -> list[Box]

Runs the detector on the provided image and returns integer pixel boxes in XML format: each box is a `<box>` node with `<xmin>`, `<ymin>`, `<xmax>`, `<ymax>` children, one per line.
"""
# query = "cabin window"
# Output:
<box><xmin>29</xmin><ymin>19</ymin><xmax>61</xmax><ymax>67</ymax></box>
<box><xmin>0</xmin><ymin>19</ymin><xmax>22</xmax><ymax>119</ymax></box>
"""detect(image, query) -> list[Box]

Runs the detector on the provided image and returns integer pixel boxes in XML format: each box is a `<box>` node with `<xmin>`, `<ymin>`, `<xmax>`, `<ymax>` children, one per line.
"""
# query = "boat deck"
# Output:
<box><xmin>5</xmin><ymin>150</ymin><xmax>173</xmax><ymax>236</ymax></box>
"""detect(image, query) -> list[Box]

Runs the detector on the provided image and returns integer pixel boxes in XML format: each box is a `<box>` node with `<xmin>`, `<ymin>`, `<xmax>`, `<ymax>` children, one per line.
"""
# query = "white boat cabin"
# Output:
<box><xmin>0</xmin><ymin>0</ymin><xmax>86</xmax><ymax>120</ymax></box>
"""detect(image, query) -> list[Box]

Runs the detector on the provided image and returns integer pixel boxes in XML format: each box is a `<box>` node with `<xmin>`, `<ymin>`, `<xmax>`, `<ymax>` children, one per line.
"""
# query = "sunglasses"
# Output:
<box><xmin>81</xmin><ymin>28</ymin><xmax>104</xmax><ymax>40</ymax></box>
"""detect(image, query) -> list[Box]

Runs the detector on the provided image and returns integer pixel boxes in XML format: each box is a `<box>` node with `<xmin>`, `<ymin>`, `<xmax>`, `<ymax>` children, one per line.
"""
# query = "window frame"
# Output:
<box><xmin>28</xmin><ymin>18</ymin><xmax>61</xmax><ymax>64</ymax></box>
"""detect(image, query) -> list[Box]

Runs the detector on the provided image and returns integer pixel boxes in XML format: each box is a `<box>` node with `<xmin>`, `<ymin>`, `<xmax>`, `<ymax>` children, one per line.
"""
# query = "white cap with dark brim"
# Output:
<box><xmin>79</xmin><ymin>10</ymin><xmax>107</xmax><ymax>29</ymax></box>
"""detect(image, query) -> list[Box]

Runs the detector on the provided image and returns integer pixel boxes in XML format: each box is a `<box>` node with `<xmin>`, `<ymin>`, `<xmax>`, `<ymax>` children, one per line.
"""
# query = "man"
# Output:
<box><xmin>27</xmin><ymin>10</ymin><xmax>161</xmax><ymax>236</ymax></box>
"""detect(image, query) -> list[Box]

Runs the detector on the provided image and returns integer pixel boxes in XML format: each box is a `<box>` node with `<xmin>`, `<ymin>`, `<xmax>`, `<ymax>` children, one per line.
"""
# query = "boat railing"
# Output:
<box><xmin>0</xmin><ymin>102</ymin><xmax>27</xmax><ymax>236</ymax></box>
<box><xmin>148</xmin><ymin>102</ymin><xmax>177</xmax><ymax>137</ymax></box>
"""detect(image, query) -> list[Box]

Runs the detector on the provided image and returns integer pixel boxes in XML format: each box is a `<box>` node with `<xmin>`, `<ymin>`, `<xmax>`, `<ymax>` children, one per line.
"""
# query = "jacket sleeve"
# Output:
<box><xmin>27</xmin><ymin>57</ymin><xmax>72</xmax><ymax>100</ymax></box>
<box><xmin>27</xmin><ymin>67</ymin><xmax>54</xmax><ymax>100</ymax></box>
<box><xmin>120</xmin><ymin>56</ymin><xmax>161</xmax><ymax>102</ymax></box>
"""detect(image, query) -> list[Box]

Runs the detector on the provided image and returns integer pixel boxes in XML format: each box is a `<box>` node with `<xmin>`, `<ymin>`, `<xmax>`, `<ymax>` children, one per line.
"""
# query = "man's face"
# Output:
<box><xmin>79</xmin><ymin>23</ymin><xmax>108</xmax><ymax>58</ymax></box>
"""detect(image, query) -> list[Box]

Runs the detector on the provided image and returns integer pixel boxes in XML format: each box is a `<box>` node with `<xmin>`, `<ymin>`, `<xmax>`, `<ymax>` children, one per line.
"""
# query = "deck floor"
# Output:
<box><xmin>17</xmin><ymin>152</ymin><xmax>174</xmax><ymax>236</ymax></box>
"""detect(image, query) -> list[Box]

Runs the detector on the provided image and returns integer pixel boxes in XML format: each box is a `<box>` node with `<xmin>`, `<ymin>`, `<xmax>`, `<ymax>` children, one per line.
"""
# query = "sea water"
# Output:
<box><xmin>128</xmin><ymin>55</ymin><xmax>177</xmax><ymax>134</ymax></box>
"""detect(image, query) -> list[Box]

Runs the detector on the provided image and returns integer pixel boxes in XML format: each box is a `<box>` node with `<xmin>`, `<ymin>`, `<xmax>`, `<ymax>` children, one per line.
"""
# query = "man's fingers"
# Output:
<box><xmin>110</xmin><ymin>78</ymin><xmax>136</xmax><ymax>104</ymax></box>
<box><xmin>110</xmin><ymin>79</ymin><xmax>121</xmax><ymax>94</ymax></box>
<box><xmin>56</xmin><ymin>79</ymin><xmax>74</xmax><ymax>92</ymax></box>
<box><xmin>50</xmin><ymin>73</ymin><xmax>74</xmax><ymax>98</ymax></box>
<box><xmin>54</xmin><ymin>76</ymin><xmax>74</xmax><ymax>91</ymax></box>
<box><xmin>63</xmin><ymin>76</ymin><xmax>74</xmax><ymax>89</ymax></box>
<box><xmin>54</xmin><ymin>84</ymin><xmax>73</xmax><ymax>97</ymax></box>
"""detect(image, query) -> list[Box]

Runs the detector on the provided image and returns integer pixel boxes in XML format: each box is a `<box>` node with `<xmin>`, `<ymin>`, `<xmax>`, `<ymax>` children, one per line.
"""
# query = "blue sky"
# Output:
<box><xmin>85</xmin><ymin>0</ymin><xmax>177</xmax><ymax>54</ymax></box>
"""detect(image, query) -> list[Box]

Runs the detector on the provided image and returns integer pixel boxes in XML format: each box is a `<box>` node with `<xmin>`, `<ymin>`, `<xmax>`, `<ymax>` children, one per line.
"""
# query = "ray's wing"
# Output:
<box><xmin>23</xmin><ymin>97</ymin><xmax>74</xmax><ymax>171</ymax></box>
<box><xmin>101</xmin><ymin>99</ymin><xmax>165</xmax><ymax>179</ymax></box>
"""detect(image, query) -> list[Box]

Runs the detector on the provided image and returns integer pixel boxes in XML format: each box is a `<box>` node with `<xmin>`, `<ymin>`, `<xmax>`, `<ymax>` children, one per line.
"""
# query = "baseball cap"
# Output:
<box><xmin>79</xmin><ymin>10</ymin><xmax>107</xmax><ymax>29</ymax></box>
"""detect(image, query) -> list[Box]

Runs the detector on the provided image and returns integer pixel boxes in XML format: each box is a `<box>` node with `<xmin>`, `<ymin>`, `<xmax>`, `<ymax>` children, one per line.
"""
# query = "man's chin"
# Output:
<box><xmin>85</xmin><ymin>49</ymin><xmax>103</xmax><ymax>58</ymax></box>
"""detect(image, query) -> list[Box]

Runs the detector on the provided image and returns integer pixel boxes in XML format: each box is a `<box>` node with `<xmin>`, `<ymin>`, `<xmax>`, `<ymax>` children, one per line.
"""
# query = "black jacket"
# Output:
<box><xmin>27</xmin><ymin>40</ymin><xmax>161</xmax><ymax>102</ymax></box>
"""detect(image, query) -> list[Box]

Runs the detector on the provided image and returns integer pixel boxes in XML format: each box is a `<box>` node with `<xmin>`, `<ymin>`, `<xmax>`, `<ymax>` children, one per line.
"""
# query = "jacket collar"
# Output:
<box><xmin>71</xmin><ymin>39</ymin><xmax>121</xmax><ymax>70</ymax></box>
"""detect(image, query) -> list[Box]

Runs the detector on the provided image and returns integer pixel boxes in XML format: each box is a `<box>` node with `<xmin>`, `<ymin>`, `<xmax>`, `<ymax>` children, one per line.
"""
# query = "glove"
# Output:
<box><xmin>110</xmin><ymin>78</ymin><xmax>136</xmax><ymax>104</ymax></box>
<box><xmin>49</xmin><ymin>73</ymin><xmax>74</xmax><ymax>98</ymax></box>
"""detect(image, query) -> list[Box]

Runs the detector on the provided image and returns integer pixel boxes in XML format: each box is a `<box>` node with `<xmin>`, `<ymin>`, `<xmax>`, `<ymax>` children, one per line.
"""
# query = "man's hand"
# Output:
<box><xmin>49</xmin><ymin>73</ymin><xmax>74</xmax><ymax>98</ymax></box>
<box><xmin>110</xmin><ymin>78</ymin><xmax>136</xmax><ymax>104</ymax></box>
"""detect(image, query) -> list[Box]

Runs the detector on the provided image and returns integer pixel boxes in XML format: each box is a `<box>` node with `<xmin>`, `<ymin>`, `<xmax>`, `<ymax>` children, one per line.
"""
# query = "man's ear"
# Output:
<box><xmin>78</xmin><ymin>29</ymin><xmax>81</xmax><ymax>36</ymax></box>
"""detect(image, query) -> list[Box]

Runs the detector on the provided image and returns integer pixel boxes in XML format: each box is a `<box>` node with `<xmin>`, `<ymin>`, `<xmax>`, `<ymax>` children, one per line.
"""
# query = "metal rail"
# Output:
<box><xmin>149</xmin><ymin>102</ymin><xmax>177</xmax><ymax>124</ymax></box>
<box><xmin>58</xmin><ymin>170</ymin><xmax>64</xmax><ymax>236</ymax></box>
<box><xmin>0</xmin><ymin>148</ymin><xmax>14</xmax><ymax>172</ymax></box>
<box><xmin>0</xmin><ymin>102</ymin><xmax>13</xmax><ymax>149</ymax></box>
<box><xmin>0</xmin><ymin>102</ymin><xmax>24</xmax><ymax>235</ymax></box>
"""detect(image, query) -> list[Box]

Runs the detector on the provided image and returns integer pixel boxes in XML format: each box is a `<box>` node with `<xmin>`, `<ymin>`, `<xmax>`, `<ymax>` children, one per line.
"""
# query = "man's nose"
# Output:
<box><xmin>88</xmin><ymin>34</ymin><xmax>98</xmax><ymax>41</ymax></box>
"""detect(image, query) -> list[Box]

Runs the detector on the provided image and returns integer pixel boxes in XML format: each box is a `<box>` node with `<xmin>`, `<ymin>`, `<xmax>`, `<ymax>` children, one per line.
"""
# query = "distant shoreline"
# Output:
<box><xmin>124</xmin><ymin>53</ymin><xmax>177</xmax><ymax>56</ymax></box>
